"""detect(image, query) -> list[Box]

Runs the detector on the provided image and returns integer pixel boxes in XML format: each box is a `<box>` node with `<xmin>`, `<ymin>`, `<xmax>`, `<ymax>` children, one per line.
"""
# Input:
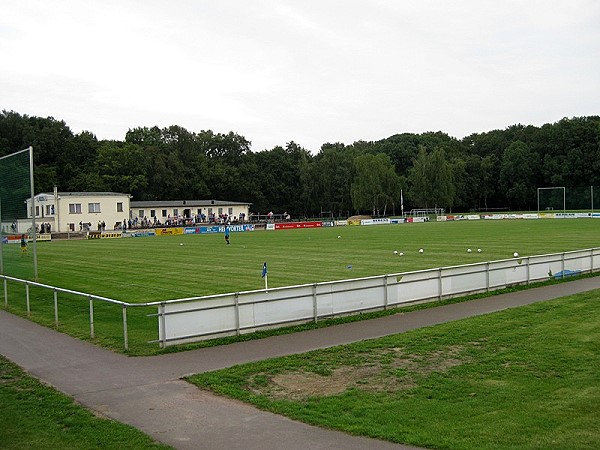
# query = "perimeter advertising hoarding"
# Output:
<box><xmin>184</xmin><ymin>224</ymin><xmax>255</xmax><ymax>235</ymax></box>
<box><xmin>274</xmin><ymin>221</ymin><xmax>322</xmax><ymax>230</ymax></box>
<box><xmin>2</xmin><ymin>234</ymin><xmax>51</xmax><ymax>243</ymax></box>
<box><xmin>87</xmin><ymin>231</ymin><xmax>123</xmax><ymax>239</ymax></box>
<box><xmin>361</xmin><ymin>218</ymin><xmax>390</xmax><ymax>226</ymax></box>
<box><xmin>156</xmin><ymin>228</ymin><xmax>184</xmax><ymax>236</ymax></box>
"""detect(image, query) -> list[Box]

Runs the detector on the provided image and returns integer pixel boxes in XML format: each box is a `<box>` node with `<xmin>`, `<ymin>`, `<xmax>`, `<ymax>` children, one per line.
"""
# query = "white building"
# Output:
<box><xmin>26</xmin><ymin>190</ymin><xmax>131</xmax><ymax>233</ymax></box>
<box><xmin>130</xmin><ymin>199</ymin><xmax>251</xmax><ymax>224</ymax></box>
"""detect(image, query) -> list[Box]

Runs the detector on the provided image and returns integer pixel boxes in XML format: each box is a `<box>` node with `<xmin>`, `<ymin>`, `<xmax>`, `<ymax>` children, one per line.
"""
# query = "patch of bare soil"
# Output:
<box><xmin>250</xmin><ymin>345</ymin><xmax>473</xmax><ymax>400</ymax></box>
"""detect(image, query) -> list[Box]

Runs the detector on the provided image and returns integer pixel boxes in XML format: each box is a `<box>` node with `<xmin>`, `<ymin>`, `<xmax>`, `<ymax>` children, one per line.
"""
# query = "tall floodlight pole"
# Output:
<box><xmin>29</xmin><ymin>146</ymin><xmax>38</xmax><ymax>280</ymax></box>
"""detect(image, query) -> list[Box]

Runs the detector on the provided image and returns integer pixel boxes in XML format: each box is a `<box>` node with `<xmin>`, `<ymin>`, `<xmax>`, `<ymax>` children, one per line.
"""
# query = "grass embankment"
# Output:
<box><xmin>0</xmin><ymin>355</ymin><xmax>171</xmax><ymax>449</ymax></box>
<box><xmin>189</xmin><ymin>289</ymin><xmax>600</xmax><ymax>450</ymax></box>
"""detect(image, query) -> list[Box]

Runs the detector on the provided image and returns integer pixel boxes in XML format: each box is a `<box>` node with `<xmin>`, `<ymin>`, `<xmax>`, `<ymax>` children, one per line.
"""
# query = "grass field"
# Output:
<box><xmin>0</xmin><ymin>355</ymin><xmax>171</xmax><ymax>449</ymax></box>
<box><xmin>1</xmin><ymin>219</ymin><xmax>599</xmax><ymax>354</ymax></box>
<box><xmin>4</xmin><ymin>219</ymin><xmax>600</xmax><ymax>302</ymax></box>
<box><xmin>189</xmin><ymin>289</ymin><xmax>600</xmax><ymax>449</ymax></box>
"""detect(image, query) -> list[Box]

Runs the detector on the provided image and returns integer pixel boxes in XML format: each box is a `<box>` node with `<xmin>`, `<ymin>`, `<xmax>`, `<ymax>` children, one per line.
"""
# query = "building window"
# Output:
<box><xmin>35</xmin><ymin>206</ymin><xmax>40</xmax><ymax>216</ymax></box>
<box><xmin>173</xmin><ymin>209</ymin><xmax>178</xmax><ymax>217</ymax></box>
<box><xmin>162</xmin><ymin>209</ymin><xmax>167</xmax><ymax>217</ymax></box>
<box><xmin>228</xmin><ymin>207</ymin><xmax>233</xmax><ymax>216</ymax></box>
<box><xmin>88</xmin><ymin>203</ymin><xmax>101</xmax><ymax>213</ymax></box>
<box><xmin>117</xmin><ymin>202</ymin><xmax>123</xmax><ymax>212</ymax></box>
<box><xmin>139</xmin><ymin>210</ymin><xmax>144</xmax><ymax>218</ymax></box>
<box><xmin>69</xmin><ymin>203</ymin><xmax>82</xmax><ymax>214</ymax></box>
<box><xmin>45</xmin><ymin>205</ymin><xmax>53</xmax><ymax>215</ymax></box>
<box><xmin>150</xmin><ymin>209</ymin><xmax>155</xmax><ymax>218</ymax></box>
<box><xmin>218</xmin><ymin>207</ymin><xmax>223</xmax><ymax>215</ymax></box>
<box><xmin>208</xmin><ymin>208</ymin><xmax>213</xmax><ymax>216</ymax></box>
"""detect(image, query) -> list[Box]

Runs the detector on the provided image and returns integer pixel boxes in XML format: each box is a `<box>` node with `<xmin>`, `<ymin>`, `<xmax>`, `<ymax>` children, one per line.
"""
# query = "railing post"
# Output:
<box><xmin>561</xmin><ymin>252</ymin><xmax>565</xmax><ymax>279</ymax></box>
<box><xmin>122</xmin><ymin>305</ymin><xmax>129</xmax><ymax>351</ymax></box>
<box><xmin>383</xmin><ymin>275</ymin><xmax>388</xmax><ymax>311</ymax></box>
<box><xmin>526</xmin><ymin>257</ymin><xmax>530</xmax><ymax>284</ymax></box>
<box><xmin>312</xmin><ymin>283</ymin><xmax>318</xmax><ymax>323</ymax></box>
<box><xmin>486</xmin><ymin>262</ymin><xmax>490</xmax><ymax>293</ymax></box>
<box><xmin>26</xmin><ymin>283</ymin><xmax>30</xmax><ymax>316</ymax></box>
<box><xmin>159</xmin><ymin>303</ymin><xmax>166</xmax><ymax>348</ymax></box>
<box><xmin>3</xmin><ymin>278</ymin><xmax>7</xmax><ymax>307</ymax></box>
<box><xmin>89</xmin><ymin>296</ymin><xmax>94</xmax><ymax>339</ymax></box>
<box><xmin>53</xmin><ymin>289</ymin><xmax>58</xmax><ymax>326</ymax></box>
<box><xmin>234</xmin><ymin>293</ymin><xmax>240</xmax><ymax>336</ymax></box>
<box><xmin>438</xmin><ymin>268</ymin><xmax>443</xmax><ymax>300</ymax></box>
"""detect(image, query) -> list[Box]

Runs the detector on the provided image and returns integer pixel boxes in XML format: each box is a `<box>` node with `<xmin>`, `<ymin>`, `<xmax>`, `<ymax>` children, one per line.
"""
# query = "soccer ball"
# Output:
<box><xmin>393</xmin><ymin>250</ymin><xmax>398</xmax><ymax>255</ymax></box>
<box><xmin>337</xmin><ymin>235</ymin><xmax>341</xmax><ymax>239</ymax></box>
<box><xmin>399</xmin><ymin>252</ymin><xmax>404</xmax><ymax>256</ymax></box>
<box><xmin>467</xmin><ymin>248</ymin><xmax>472</xmax><ymax>253</ymax></box>
<box><xmin>477</xmin><ymin>248</ymin><xmax>482</xmax><ymax>253</ymax></box>
<box><xmin>419</xmin><ymin>248</ymin><xmax>424</xmax><ymax>254</ymax></box>
<box><xmin>513</xmin><ymin>252</ymin><xmax>519</xmax><ymax>257</ymax></box>
<box><xmin>180</xmin><ymin>243</ymin><xmax>184</xmax><ymax>246</ymax></box>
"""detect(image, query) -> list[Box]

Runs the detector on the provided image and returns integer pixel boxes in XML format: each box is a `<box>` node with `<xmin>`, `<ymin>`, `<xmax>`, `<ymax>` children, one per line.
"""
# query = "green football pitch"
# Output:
<box><xmin>3</xmin><ymin>219</ymin><xmax>599</xmax><ymax>303</ymax></box>
<box><xmin>2</xmin><ymin>219</ymin><xmax>598</xmax><ymax>354</ymax></box>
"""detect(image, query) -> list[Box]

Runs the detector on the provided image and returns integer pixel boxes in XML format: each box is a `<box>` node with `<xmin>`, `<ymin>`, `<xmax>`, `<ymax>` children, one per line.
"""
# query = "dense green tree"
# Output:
<box><xmin>351</xmin><ymin>153</ymin><xmax>401</xmax><ymax>216</ymax></box>
<box><xmin>499</xmin><ymin>141</ymin><xmax>540</xmax><ymax>210</ymax></box>
<box><xmin>2</xmin><ymin>110</ymin><xmax>600</xmax><ymax>215</ymax></box>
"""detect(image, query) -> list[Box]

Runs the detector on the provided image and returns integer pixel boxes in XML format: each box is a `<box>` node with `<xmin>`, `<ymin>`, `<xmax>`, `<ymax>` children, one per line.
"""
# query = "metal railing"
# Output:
<box><xmin>2</xmin><ymin>247</ymin><xmax>599</xmax><ymax>350</ymax></box>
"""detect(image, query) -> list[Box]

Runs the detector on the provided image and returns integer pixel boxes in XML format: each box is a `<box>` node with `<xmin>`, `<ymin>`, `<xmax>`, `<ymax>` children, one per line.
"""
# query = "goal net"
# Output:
<box><xmin>0</xmin><ymin>147</ymin><xmax>37</xmax><ymax>280</ymax></box>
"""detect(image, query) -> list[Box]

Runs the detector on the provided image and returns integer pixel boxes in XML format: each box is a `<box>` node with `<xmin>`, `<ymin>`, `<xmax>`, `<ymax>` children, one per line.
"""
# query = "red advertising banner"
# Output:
<box><xmin>274</xmin><ymin>221</ymin><xmax>323</xmax><ymax>230</ymax></box>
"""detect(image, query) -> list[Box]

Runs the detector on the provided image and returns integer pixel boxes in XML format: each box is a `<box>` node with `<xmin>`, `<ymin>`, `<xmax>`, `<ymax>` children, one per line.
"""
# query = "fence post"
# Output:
<box><xmin>561</xmin><ymin>252</ymin><xmax>565</xmax><ymax>279</ymax></box>
<box><xmin>486</xmin><ymin>262</ymin><xmax>490</xmax><ymax>293</ymax></box>
<box><xmin>3</xmin><ymin>278</ymin><xmax>7</xmax><ymax>307</ymax></box>
<box><xmin>89</xmin><ymin>296</ymin><xmax>94</xmax><ymax>339</ymax></box>
<box><xmin>383</xmin><ymin>275</ymin><xmax>389</xmax><ymax>310</ymax></box>
<box><xmin>312</xmin><ymin>283</ymin><xmax>318</xmax><ymax>323</ymax></box>
<box><xmin>234</xmin><ymin>293</ymin><xmax>240</xmax><ymax>336</ymax></box>
<box><xmin>122</xmin><ymin>305</ymin><xmax>129</xmax><ymax>351</ymax></box>
<box><xmin>53</xmin><ymin>289</ymin><xmax>58</xmax><ymax>326</ymax></box>
<box><xmin>26</xmin><ymin>283</ymin><xmax>30</xmax><ymax>316</ymax></box>
<box><xmin>438</xmin><ymin>268</ymin><xmax>443</xmax><ymax>300</ymax></box>
<box><xmin>159</xmin><ymin>303</ymin><xmax>166</xmax><ymax>348</ymax></box>
<box><xmin>526</xmin><ymin>257</ymin><xmax>530</xmax><ymax>284</ymax></box>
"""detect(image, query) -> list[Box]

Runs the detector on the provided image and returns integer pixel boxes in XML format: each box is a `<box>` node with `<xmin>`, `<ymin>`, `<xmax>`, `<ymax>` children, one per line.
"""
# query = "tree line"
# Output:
<box><xmin>1</xmin><ymin>110</ymin><xmax>599</xmax><ymax>217</ymax></box>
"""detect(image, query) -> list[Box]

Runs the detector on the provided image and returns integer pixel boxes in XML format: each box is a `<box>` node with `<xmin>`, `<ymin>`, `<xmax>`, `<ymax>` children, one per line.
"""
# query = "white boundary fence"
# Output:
<box><xmin>2</xmin><ymin>248</ymin><xmax>599</xmax><ymax>350</ymax></box>
<box><xmin>155</xmin><ymin>248</ymin><xmax>600</xmax><ymax>347</ymax></box>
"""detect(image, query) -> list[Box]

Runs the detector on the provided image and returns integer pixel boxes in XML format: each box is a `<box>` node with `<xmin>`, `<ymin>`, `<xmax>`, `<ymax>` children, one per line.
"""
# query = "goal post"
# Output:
<box><xmin>0</xmin><ymin>146</ymin><xmax>38</xmax><ymax>280</ymax></box>
<box><xmin>537</xmin><ymin>187</ymin><xmax>565</xmax><ymax>216</ymax></box>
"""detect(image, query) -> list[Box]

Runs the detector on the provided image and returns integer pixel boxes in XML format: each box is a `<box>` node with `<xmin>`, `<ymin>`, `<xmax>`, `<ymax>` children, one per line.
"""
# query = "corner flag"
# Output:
<box><xmin>262</xmin><ymin>262</ymin><xmax>268</xmax><ymax>291</ymax></box>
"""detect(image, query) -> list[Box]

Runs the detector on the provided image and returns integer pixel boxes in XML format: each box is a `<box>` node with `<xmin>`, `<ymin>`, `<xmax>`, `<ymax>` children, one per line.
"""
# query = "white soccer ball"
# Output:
<box><xmin>399</xmin><ymin>252</ymin><xmax>404</xmax><ymax>256</ymax></box>
<box><xmin>477</xmin><ymin>248</ymin><xmax>482</xmax><ymax>253</ymax></box>
<box><xmin>467</xmin><ymin>248</ymin><xmax>472</xmax><ymax>253</ymax></box>
<box><xmin>180</xmin><ymin>243</ymin><xmax>184</xmax><ymax>246</ymax></box>
<box><xmin>393</xmin><ymin>250</ymin><xmax>398</xmax><ymax>255</ymax></box>
<box><xmin>337</xmin><ymin>235</ymin><xmax>341</xmax><ymax>239</ymax></box>
<box><xmin>419</xmin><ymin>248</ymin><xmax>424</xmax><ymax>254</ymax></box>
<box><xmin>513</xmin><ymin>252</ymin><xmax>519</xmax><ymax>257</ymax></box>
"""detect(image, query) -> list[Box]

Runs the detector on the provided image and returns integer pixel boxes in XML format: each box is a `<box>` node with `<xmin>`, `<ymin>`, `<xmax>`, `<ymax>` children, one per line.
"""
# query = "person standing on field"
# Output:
<box><xmin>224</xmin><ymin>224</ymin><xmax>230</xmax><ymax>244</ymax></box>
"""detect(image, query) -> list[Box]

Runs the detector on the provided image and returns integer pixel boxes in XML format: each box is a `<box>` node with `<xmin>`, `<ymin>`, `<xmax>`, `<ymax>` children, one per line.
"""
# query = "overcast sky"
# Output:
<box><xmin>2</xmin><ymin>1</ymin><xmax>599</xmax><ymax>152</ymax></box>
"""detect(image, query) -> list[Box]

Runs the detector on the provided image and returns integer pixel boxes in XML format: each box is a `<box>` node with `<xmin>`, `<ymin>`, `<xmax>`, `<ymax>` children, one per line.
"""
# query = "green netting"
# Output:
<box><xmin>0</xmin><ymin>147</ymin><xmax>35</xmax><ymax>279</ymax></box>
<box><xmin>538</xmin><ymin>186</ymin><xmax>598</xmax><ymax>213</ymax></box>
